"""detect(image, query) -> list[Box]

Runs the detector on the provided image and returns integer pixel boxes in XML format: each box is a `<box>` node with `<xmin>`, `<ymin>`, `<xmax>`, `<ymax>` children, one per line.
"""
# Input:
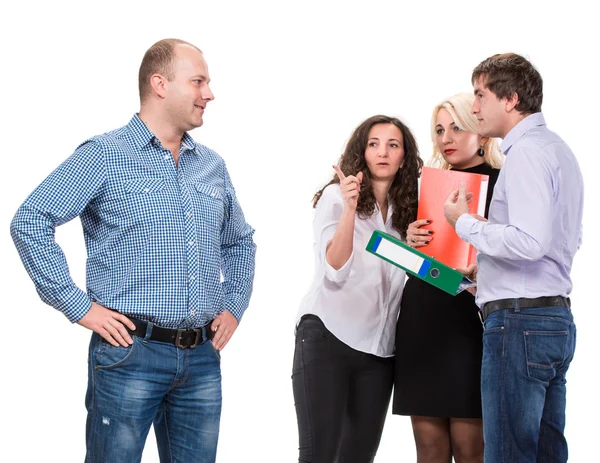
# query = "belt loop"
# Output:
<box><xmin>514</xmin><ymin>298</ymin><xmax>520</xmax><ymax>313</ymax></box>
<box><xmin>144</xmin><ymin>322</ymin><xmax>154</xmax><ymax>343</ymax></box>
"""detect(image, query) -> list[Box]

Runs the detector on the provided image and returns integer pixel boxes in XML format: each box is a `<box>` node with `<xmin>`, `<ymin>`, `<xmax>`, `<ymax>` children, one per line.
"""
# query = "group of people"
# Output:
<box><xmin>293</xmin><ymin>53</ymin><xmax>583</xmax><ymax>463</ymax></box>
<box><xmin>9</xmin><ymin>37</ymin><xmax>583</xmax><ymax>463</ymax></box>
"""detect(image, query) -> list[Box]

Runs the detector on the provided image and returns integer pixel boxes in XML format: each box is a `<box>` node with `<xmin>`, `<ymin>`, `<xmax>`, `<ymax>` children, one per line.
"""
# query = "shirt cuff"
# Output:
<box><xmin>221</xmin><ymin>297</ymin><xmax>246</xmax><ymax>323</ymax></box>
<box><xmin>455</xmin><ymin>213</ymin><xmax>478</xmax><ymax>242</ymax></box>
<box><xmin>323</xmin><ymin>249</ymin><xmax>354</xmax><ymax>283</ymax></box>
<box><xmin>56</xmin><ymin>289</ymin><xmax>92</xmax><ymax>323</ymax></box>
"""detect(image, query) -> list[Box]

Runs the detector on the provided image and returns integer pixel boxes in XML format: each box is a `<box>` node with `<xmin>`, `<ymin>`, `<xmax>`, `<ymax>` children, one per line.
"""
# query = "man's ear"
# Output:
<box><xmin>504</xmin><ymin>92</ymin><xmax>519</xmax><ymax>112</ymax></box>
<box><xmin>149</xmin><ymin>73</ymin><xmax>168</xmax><ymax>99</ymax></box>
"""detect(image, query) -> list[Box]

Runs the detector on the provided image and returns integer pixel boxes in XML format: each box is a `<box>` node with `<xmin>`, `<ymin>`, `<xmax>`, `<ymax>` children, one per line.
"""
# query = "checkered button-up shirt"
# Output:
<box><xmin>11</xmin><ymin>114</ymin><xmax>256</xmax><ymax>328</ymax></box>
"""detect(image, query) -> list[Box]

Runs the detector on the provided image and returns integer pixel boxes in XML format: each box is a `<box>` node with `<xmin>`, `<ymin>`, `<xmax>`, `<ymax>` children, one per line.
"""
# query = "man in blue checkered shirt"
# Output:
<box><xmin>10</xmin><ymin>38</ymin><xmax>256</xmax><ymax>462</ymax></box>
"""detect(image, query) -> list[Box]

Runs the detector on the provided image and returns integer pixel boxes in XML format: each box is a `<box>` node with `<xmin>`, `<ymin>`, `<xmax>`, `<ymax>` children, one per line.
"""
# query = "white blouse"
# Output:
<box><xmin>297</xmin><ymin>184</ymin><xmax>407</xmax><ymax>357</ymax></box>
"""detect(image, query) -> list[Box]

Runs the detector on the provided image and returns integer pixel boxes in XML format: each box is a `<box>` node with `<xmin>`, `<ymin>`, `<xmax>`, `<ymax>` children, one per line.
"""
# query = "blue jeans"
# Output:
<box><xmin>85</xmin><ymin>326</ymin><xmax>222</xmax><ymax>463</ymax></box>
<box><xmin>481</xmin><ymin>305</ymin><xmax>576</xmax><ymax>463</ymax></box>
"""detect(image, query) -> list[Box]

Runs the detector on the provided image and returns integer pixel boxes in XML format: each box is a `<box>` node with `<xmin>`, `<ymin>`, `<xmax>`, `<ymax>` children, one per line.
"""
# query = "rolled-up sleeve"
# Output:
<box><xmin>315</xmin><ymin>186</ymin><xmax>354</xmax><ymax>283</ymax></box>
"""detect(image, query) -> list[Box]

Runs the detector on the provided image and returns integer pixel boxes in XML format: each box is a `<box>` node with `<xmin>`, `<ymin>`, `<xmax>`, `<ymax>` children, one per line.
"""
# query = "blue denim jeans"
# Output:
<box><xmin>481</xmin><ymin>305</ymin><xmax>576</xmax><ymax>463</ymax></box>
<box><xmin>85</xmin><ymin>326</ymin><xmax>222</xmax><ymax>463</ymax></box>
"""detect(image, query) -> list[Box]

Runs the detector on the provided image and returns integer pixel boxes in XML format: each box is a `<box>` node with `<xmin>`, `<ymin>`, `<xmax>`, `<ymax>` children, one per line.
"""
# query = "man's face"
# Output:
<box><xmin>472</xmin><ymin>75</ymin><xmax>508</xmax><ymax>138</ymax></box>
<box><xmin>164</xmin><ymin>45</ymin><xmax>214</xmax><ymax>132</ymax></box>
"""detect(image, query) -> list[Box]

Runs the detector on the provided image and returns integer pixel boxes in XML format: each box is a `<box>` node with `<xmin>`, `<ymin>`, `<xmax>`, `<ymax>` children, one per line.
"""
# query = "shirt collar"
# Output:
<box><xmin>500</xmin><ymin>112</ymin><xmax>546</xmax><ymax>155</ymax></box>
<box><xmin>128</xmin><ymin>114</ymin><xmax>197</xmax><ymax>153</ymax></box>
<box><xmin>181</xmin><ymin>132</ymin><xmax>196</xmax><ymax>152</ymax></box>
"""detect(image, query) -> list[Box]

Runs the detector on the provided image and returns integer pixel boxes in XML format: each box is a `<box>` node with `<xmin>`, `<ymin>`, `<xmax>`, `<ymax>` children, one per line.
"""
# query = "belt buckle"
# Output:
<box><xmin>175</xmin><ymin>329</ymin><xmax>201</xmax><ymax>349</ymax></box>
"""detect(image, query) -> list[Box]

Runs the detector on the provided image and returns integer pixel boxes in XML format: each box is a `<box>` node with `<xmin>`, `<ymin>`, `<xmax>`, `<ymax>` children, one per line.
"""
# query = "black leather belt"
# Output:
<box><xmin>483</xmin><ymin>296</ymin><xmax>570</xmax><ymax>320</ymax></box>
<box><xmin>122</xmin><ymin>317</ymin><xmax>215</xmax><ymax>349</ymax></box>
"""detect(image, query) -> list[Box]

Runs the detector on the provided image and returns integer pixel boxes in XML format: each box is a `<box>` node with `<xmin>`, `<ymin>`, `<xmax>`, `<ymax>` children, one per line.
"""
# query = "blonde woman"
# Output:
<box><xmin>392</xmin><ymin>93</ymin><xmax>503</xmax><ymax>463</ymax></box>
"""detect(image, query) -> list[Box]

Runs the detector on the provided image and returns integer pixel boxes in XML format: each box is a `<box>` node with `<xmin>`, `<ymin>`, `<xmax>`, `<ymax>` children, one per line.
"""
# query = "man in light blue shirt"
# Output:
<box><xmin>444</xmin><ymin>53</ymin><xmax>583</xmax><ymax>463</ymax></box>
<box><xmin>11</xmin><ymin>39</ymin><xmax>256</xmax><ymax>462</ymax></box>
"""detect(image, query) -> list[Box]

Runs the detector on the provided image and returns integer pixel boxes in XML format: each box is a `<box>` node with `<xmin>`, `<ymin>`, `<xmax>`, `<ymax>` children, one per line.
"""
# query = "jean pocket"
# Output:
<box><xmin>209</xmin><ymin>341</ymin><xmax>221</xmax><ymax>363</ymax></box>
<box><xmin>483</xmin><ymin>325</ymin><xmax>505</xmax><ymax>358</ymax></box>
<box><xmin>94</xmin><ymin>338</ymin><xmax>138</xmax><ymax>370</ymax></box>
<box><xmin>524</xmin><ymin>330</ymin><xmax>569</xmax><ymax>382</ymax></box>
<box><xmin>298</xmin><ymin>321</ymin><xmax>331</xmax><ymax>343</ymax></box>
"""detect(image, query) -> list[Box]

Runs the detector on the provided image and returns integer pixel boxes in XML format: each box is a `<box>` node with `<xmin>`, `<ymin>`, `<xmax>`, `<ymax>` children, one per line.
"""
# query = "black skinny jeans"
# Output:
<box><xmin>292</xmin><ymin>315</ymin><xmax>394</xmax><ymax>463</ymax></box>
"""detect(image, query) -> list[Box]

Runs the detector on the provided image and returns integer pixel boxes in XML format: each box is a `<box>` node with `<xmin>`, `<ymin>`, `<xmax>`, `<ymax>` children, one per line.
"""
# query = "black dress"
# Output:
<box><xmin>392</xmin><ymin>163</ymin><xmax>500</xmax><ymax>418</ymax></box>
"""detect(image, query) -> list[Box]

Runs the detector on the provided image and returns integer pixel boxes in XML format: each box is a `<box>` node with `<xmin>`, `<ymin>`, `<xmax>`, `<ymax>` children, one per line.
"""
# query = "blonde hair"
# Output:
<box><xmin>428</xmin><ymin>93</ymin><xmax>503</xmax><ymax>169</ymax></box>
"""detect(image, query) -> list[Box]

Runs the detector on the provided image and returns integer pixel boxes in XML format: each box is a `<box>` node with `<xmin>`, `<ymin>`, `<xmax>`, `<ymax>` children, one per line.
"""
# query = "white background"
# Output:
<box><xmin>1</xmin><ymin>1</ymin><xmax>598</xmax><ymax>461</ymax></box>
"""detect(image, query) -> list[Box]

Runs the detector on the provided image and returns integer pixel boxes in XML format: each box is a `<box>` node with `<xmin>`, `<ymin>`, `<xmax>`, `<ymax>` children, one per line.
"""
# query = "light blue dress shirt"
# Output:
<box><xmin>456</xmin><ymin>113</ymin><xmax>583</xmax><ymax>308</ymax></box>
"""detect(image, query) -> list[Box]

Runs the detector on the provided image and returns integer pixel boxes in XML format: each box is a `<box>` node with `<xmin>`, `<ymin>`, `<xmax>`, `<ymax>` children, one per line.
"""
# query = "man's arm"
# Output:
<box><xmin>453</xmin><ymin>145</ymin><xmax>554</xmax><ymax>261</ymax></box>
<box><xmin>212</xmin><ymin>165</ymin><xmax>256</xmax><ymax>350</ymax></box>
<box><xmin>10</xmin><ymin>141</ymin><xmax>106</xmax><ymax>321</ymax></box>
<box><xmin>11</xmin><ymin>140</ymin><xmax>138</xmax><ymax>346</ymax></box>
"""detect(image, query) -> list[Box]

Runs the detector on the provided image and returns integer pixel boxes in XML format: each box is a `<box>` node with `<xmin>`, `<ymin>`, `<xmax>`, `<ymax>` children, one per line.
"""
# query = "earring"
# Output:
<box><xmin>477</xmin><ymin>147</ymin><xmax>485</xmax><ymax>157</ymax></box>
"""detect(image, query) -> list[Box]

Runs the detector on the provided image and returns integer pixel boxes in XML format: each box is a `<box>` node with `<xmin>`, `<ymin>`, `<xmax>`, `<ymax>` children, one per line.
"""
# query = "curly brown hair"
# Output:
<box><xmin>472</xmin><ymin>53</ymin><xmax>543</xmax><ymax>115</ymax></box>
<box><xmin>313</xmin><ymin>115</ymin><xmax>422</xmax><ymax>239</ymax></box>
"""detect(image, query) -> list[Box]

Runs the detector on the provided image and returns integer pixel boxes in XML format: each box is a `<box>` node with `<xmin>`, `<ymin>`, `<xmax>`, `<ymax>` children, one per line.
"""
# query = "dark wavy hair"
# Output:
<box><xmin>313</xmin><ymin>115</ymin><xmax>422</xmax><ymax>239</ymax></box>
<box><xmin>472</xmin><ymin>53</ymin><xmax>543</xmax><ymax>115</ymax></box>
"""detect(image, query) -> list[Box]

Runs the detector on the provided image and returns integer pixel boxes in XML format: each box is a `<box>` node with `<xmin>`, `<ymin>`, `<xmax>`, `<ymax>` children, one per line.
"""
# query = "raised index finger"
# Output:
<box><xmin>332</xmin><ymin>165</ymin><xmax>346</xmax><ymax>180</ymax></box>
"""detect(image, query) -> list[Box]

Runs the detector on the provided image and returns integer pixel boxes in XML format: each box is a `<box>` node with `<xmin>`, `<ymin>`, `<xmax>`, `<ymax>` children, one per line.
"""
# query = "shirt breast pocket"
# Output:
<box><xmin>195</xmin><ymin>182</ymin><xmax>226</xmax><ymax>227</ymax></box>
<box><xmin>119</xmin><ymin>177</ymin><xmax>166</xmax><ymax>222</ymax></box>
<box><xmin>124</xmin><ymin>178</ymin><xmax>165</xmax><ymax>194</ymax></box>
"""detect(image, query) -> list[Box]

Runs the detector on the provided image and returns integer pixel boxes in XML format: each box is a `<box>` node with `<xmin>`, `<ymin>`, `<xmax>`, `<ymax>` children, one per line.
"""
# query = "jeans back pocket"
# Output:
<box><xmin>524</xmin><ymin>330</ymin><xmax>569</xmax><ymax>382</ymax></box>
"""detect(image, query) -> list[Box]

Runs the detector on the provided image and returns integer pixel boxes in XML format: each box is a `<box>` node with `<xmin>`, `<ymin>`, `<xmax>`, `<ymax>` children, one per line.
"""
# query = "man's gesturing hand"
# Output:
<box><xmin>444</xmin><ymin>182</ymin><xmax>473</xmax><ymax>228</ymax></box>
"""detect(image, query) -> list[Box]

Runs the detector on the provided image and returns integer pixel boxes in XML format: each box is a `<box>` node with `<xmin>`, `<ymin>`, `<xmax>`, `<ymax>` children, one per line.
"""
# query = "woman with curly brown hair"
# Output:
<box><xmin>292</xmin><ymin>114</ymin><xmax>422</xmax><ymax>462</ymax></box>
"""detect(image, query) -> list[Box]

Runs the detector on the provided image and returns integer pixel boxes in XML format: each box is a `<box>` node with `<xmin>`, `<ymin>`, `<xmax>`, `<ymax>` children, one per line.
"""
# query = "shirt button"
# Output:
<box><xmin>164</xmin><ymin>155</ymin><xmax>170</xmax><ymax>160</ymax></box>
<box><xmin>190</xmin><ymin>276</ymin><xmax>196</xmax><ymax>281</ymax></box>
<box><xmin>186</xmin><ymin>211</ymin><xmax>192</xmax><ymax>217</ymax></box>
<box><xmin>190</xmin><ymin>310</ymin><xmax>196</xmax><ymax>315</ymax></box>
<box><xmin>189</xmin><ymin>240</ymin><xmax>195</xmax><ymax>246</ymax></box>
<box><xmin>211</xmin><ymin>193</ymin><xmax>216</xmax><ymax>198</ymax></box>
<box><xmin>144</xmin><ymin>188</ymin><xmax>150</xmax><ymax>193</ymax></box>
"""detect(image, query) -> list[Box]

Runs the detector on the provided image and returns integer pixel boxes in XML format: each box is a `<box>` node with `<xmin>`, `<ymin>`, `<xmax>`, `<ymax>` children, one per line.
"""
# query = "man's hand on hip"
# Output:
<box><xmin>78</xmin><ymin>302</ymin><xmax>137</xmax><ymax>347</ymax></box>
<box><xmin>211</xmin><ymin>310</ymin><xmax>238</xmax><ymax>351</ymax></box>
